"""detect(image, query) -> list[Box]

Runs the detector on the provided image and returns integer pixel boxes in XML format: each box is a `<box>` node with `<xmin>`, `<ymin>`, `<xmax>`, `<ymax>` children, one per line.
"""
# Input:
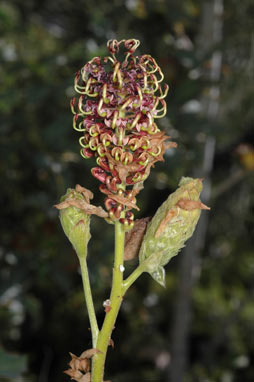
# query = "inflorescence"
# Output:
<box><xmin>71</xmin><ymin>39</ymin><xmax>176</xmax><ymax>228</ymax></box>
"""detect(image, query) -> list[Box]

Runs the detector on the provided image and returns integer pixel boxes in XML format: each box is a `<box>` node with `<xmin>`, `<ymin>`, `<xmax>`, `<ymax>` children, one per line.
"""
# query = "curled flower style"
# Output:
<box><xmin>71</xmin><ymin>39</ymin><xmax>177</xmax><ymax>227</ymax></box>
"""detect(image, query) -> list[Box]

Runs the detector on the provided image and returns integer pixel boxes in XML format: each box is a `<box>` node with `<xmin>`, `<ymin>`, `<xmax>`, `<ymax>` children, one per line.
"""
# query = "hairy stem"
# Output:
<box><xmin>92</xmin><ymin>221</ymin><xmax>125</xmax><ymax>382</ymax></box>
<box><xmin>79</xmin><ymin>256</ymin><xmax>99</xmax><ymax>348</ymax></box>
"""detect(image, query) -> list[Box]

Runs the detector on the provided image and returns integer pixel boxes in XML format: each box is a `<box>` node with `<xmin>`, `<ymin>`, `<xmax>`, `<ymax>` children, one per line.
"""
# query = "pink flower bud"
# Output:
<box><xmin>91</xmin><ymin>167</ymin><xmax>107</xmax><ymax>183</ymax></box>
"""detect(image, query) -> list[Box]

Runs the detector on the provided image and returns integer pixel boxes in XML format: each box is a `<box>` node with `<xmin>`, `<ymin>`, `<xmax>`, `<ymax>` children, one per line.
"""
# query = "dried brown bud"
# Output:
<box><xmin>64</xmin><ymin>368</ymin><xmax>83</xmax><ymax>380</ymax></box>
<box><xmin>79</xmin><ymin>358</ymin><xmax>90</xmax><ymax>373</ymax></box>
<box><xmin>78</xmin><ymin>373</ymin><xmax>91</xmax><ymax>382</ymax></box>
<box><xmin>68</xmin><ymin>352</ymin><xmax>90</xmax><ymax>373</ymax></box>
<box><xmin>79</xmin><ymin>348</ymin><xmax>101</xmax><ymax>359</ymax></box>
<box><xmin>124</xmin><ymin>218</ymin><xmax>151</xmax><ymax>261</ymax></box>
<box><xmin>69</xmin><ymin>352</ymin><xmax>82</xmax><ymax>370</ymax></box>
<box><xmin>64</xmin><ymin>349</ymin><xmax>101</xmax><ymax>381</ymax></box>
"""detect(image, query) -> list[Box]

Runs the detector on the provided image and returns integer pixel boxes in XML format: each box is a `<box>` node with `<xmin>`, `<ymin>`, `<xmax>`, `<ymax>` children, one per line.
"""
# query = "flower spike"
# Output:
<box><xmin>72</xmin><ymin>39</ymin><xmax>177</xmax><ymax>223</ymax></box>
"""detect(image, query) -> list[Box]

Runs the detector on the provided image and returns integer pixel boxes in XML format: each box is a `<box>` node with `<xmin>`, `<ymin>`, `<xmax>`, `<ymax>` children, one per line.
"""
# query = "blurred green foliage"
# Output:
<box><xmin>0</xmin><ymin>347</ymin><xmax>27</xmax><ymax>380</ymax></box>
<box><xmin>0</xmin><ymin>0</ymin><xmax>253</xmax><ymax>381</ymax></box>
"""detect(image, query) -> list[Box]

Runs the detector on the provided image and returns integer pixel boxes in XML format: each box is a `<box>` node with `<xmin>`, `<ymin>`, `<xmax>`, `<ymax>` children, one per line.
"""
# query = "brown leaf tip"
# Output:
<box><xmin>176</xmin><ymin>199</ymin><xmax>210</xmax><ymax>211</ymax></box>
<box><xmin>155</xmin><ymin>209</ymin><xmax>177</xmax><ymax>239</ymax></box>
<box><xmin>55</xmin><ymin>185</ymin><xmax>108</xmax><ymax>218</ymax></box>
<box><xmin>75</xmin><ymin>184</ymin><xmax>94</xmax><ymax>202</ymax></box>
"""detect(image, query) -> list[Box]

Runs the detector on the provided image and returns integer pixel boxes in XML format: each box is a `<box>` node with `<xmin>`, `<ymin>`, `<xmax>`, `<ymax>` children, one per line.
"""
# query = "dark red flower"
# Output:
<box><xmin>71</xmin><ymin>39</ymin><xmax>177</xmax><ymax>226</ymax></box>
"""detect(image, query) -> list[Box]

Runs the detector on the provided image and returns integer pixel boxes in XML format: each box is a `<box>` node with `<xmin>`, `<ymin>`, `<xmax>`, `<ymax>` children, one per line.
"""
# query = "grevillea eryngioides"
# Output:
<box><xmin>71</xmin><ymin>39</ymin><xmax>177</xmax><ymax>228</ymax></box>
<box><xmin>55</xmin><ymin>39</ymin><xmax>209</xmax><ymax>382</ymax></box>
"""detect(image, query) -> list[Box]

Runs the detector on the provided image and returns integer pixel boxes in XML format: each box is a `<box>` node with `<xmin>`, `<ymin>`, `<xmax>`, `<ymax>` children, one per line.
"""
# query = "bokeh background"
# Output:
<box><xmin>1</xmin><ymin>0</ymin><xmax>254</xmax><ymax>381</ymax></box>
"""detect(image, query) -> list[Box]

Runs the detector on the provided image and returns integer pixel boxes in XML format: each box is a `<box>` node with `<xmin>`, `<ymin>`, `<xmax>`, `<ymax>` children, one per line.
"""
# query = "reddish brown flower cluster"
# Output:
<box><xmin>71</xmin><ymin>39</ymin><xmax>176</xmax><ymax>227</ymax></box>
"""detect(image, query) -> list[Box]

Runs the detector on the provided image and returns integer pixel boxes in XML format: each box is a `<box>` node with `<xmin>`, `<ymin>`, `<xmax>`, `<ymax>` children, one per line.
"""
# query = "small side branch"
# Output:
<box><xmin>79</xmin><ymin>256</ymin><xmax>99</xmax><ymax>347</ymax></box>
<box><xmin>122</xmin><ymin>264</ymin><xmax>144</xmax><ymax>294</ymax></box>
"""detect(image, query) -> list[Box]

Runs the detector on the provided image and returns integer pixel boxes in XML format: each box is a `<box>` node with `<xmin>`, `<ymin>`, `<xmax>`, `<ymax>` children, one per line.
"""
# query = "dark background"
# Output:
<box><xmin>0</xmin><ymin>0</ymin><xmax>254</xmax><ymax>381</ymax></box>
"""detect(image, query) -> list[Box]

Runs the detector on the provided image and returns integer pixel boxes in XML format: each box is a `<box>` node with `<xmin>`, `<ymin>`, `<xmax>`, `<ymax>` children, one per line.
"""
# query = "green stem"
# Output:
<box><xmin>92</xmin><ymin>221</ymin><xmax>125</xmax><ymax>382</ymax></box>
<box><xmin>79</xmin><ymin>256</ymin><xmax>99</xmax><ymax>348</ymax></box>
<box><xmin>122</xmin><ymin>264</ymin><xmax>144</xmax><ymax>294</ymax></box>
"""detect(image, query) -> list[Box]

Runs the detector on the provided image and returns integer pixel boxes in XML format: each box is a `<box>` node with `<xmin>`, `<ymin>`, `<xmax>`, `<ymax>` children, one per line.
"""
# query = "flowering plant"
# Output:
<box><xmin>55</xmin><ymin>39</ymin><xmax>209</xmax><ymax>382</ymax></box>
